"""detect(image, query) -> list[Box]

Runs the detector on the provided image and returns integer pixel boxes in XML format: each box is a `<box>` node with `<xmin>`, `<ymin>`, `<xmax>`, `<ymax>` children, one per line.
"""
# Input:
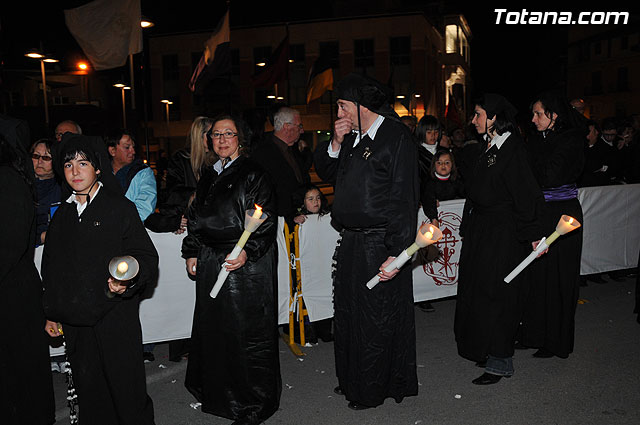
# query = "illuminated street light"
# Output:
<box><xmin>140</xmin><ymin>16</ymin><xmax>155</xmax><ymax>28</ymax></box>
<box><xmin>25</xmin><ymin>49</ymin><xmax>58</xmax><ymax>126</ymax></box>
<box><xmin>114</xmin><ymin>83</ymin><xmax>131</xmax><ymax>127</ymax></box>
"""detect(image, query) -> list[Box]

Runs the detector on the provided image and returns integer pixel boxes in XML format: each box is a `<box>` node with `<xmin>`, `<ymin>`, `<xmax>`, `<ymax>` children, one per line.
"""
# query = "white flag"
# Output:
<box><xmin>65</xmin><ymin>0</ymin><xmax>142</xmax><ymax>71</ymax></box>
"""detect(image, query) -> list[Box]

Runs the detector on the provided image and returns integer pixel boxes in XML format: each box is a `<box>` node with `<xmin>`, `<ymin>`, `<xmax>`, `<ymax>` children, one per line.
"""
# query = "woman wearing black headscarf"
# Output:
<box><xmin>454</xmin><ymin>93</ymin><xmax>544</xmax><ymax>385</ymax></box>
<box><xmin>518</xmin><ymin>91</ymin><xmax>586</xmax><ymax>359</ymax></box>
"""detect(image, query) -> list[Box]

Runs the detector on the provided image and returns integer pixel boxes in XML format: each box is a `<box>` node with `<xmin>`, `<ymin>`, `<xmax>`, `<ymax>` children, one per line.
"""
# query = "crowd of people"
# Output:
<box><xmin>1</xmin><ymin>69</ymin><xmax>639</xmax><ymax>425</ymax></box>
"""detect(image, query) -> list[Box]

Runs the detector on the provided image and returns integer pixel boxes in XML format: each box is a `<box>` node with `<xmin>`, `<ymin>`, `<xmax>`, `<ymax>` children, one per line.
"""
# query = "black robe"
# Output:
<box><xmin>313</xmin><ymin>117</ymin><xmax>420</xmax><ymax>407</ymax></box>
<box><xmin>521</xmin><ymin>128</ymin><xmax>585</xmax><ymax>358</ymax></box>
<box><xmin>421</xmin><ymin>176</ymin><xmax>465</xmax><ymax>219</ymax></box>
<box><xmin>0</xmin><ymin>166</ymin><xmax>55</xmax><ymax>425</ymax></box>
<box><xmin>42</xmin><ymin>187</ymin><xmax>158</xmax><ymax>425</ymax></box>
<box><xmin>181</xmin><ymin>156</ymin><xmax>281</xmax><ymax>424</ymax></box>
<box><xmin>455</xmin><ymin>133</ymin><xmax>544</xmax><ymax>362</ymax></box>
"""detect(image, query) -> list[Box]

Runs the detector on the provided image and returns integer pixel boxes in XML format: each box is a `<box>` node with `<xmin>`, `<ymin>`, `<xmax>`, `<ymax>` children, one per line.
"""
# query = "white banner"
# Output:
<box><xmin>38</xmin><ymin>184</ymin><xmax>638</xmax><ymax>354</ymax></box>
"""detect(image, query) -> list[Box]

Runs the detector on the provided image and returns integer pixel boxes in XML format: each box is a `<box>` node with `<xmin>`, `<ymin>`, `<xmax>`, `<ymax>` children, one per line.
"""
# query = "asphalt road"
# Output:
<box><xmin>52</xmin><ymin>274</ymin><xmax>639</xmax><ymax>425</ymax></box>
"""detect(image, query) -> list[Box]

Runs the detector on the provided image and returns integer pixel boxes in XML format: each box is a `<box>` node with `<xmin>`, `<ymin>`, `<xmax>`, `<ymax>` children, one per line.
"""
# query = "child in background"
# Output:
<box><xmin>421</xmin><ymin>150</ymin><xmax>465</xmax><ymax>221</ymax></box>
<box><xmin>293</xmin><ymin>184</ymin><xmax>330</xmax><ymax>225</ymax></box>
<box><xmin>417</xmin><ymin>150</ymin><xmax>465</xmax><ymax>313</ymax></box>
<box><xmin>291</xmin><ymin>183</ymin><xmax>333</xmax><ymax>342</ymax></box>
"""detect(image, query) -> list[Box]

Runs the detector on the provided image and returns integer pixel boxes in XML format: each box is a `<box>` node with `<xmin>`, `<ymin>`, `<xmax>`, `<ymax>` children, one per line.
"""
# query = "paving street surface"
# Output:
<box><xmin>52</xmin><ymin>275</ymin><xmax>639</xmax><ymax>425</ymax></box>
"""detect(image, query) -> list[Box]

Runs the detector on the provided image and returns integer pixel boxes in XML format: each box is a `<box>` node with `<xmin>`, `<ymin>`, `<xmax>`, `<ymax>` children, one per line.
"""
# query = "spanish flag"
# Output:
<box><xmin>306</xmin><ymin>56</ymin><xmax>333</xmax><ymax>104</ymax></box>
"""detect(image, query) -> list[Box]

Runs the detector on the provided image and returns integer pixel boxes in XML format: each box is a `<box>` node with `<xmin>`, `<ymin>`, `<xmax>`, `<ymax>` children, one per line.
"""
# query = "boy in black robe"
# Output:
<box><xmin>42</xmin><ymin>136</ymin><xmax>158</xmax><ymax>425</ymax></box>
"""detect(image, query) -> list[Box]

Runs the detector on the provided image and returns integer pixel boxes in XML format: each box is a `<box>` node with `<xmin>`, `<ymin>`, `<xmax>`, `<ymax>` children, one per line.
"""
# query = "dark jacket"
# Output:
<box><xmin>145</xmin><ymin>149</ymin><xmax>198</xmax><ymax>233</ymax></box>
<box><xmin>250</xmin><ymin>132</ymin><xmax>310</xmax><ymax>220</ymax></box>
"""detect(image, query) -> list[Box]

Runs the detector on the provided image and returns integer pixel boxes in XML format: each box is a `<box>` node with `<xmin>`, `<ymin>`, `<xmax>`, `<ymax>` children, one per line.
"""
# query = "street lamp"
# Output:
<box><xmin>25</xmin><ymin>49</ymin><xmax>58</xmax><ymax>126</ymax></box>
<box><xmin>114</xmin><ymin>83</ymin><xmax>131</xmax><ymax>128</ymax></box>
<box><xmin>161</xmin><ymin>99</ymin><xmax>173</xmax><ymax>154</ymax></box>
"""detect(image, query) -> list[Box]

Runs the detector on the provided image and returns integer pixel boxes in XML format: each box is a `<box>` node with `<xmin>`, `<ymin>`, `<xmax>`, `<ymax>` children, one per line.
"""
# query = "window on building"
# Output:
<box><xmin>592</xmin><ymin>71</ymin><xmax>603</xmax><ymax>94</ymax></box>
<box><xmin>162</xmin><ymin>54</ymin><xmax>179</xmax><ymax>81</ymax></box>
<box><xmin>354</xmin><ymin>39</ymin><xmax>374</xmax><ymax>68</ymax></box>
<box><xmin>617</xmin><ymin>67</ymin><xmax>628</xmax><ymax>91</ymax></box>
<box><xmin>445</xmin><ymin>25</ymin><xmax>458</xmax><ymax>54</ymax></box>
<box><xmin>621</xmin><ymin>36</ymin><xmax>629</xmax><ymax>50</ymax></box>
<box><xmin>390</xmin><ymin>36</ymin><xmax>410</xmax><ymax>65</ymax></box>
<box><xmin>290</xmin><ymin>44</ymin><xmax>305</xmax><ymax>66</ymax></box>
<box><xmin>319</xmin><ymin>41</ymin><xmax>340</xmax><ymax>69</ymax></box>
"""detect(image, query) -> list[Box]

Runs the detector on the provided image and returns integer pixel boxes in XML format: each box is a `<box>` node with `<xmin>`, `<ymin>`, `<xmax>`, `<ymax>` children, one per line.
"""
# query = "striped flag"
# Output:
<box><xmin>251</xmin><ymin>34</ymin><xmax>289</xmax><ymax>88</ymax></box>
<box><xmin>306</xmin><ymin>56</ymin><xmax>333</xmax><ymax>104</ymax></box>
<box><xmin>189</xmin><ymin>9</ymin><xmax>231</xmax><ymax>93</ymax></box>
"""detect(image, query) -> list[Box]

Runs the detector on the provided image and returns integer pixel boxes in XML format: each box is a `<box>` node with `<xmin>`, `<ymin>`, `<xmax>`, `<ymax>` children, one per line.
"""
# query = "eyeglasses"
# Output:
<box><xmin>211</xmin><ymin>131</ymin><xmax>238</xmax><ymax>139</ymax></box>
<box><xmin>287</xmin><ymin>123</ymin><xmax>303</xmax><ymax>130</ymax></box>
<box><xmin>32</xmin><ymin>153</ymin><xmax>52</xmax><ymax>162</ymax></box>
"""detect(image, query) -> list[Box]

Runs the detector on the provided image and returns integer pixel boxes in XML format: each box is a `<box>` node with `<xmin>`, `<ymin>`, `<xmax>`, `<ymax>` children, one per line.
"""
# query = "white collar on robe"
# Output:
<box><xmin>65</xmin><ymin>181</ymin><xmax>103</xmax><ymax>216</ymax></box>
<box><xmin>353</xmin><ymin>114</ymin><xmax>385</xmax><ymax>148</ymax></box>
<box><xmin>486</xmin><ymin>131</ymin><xmax>511</xmax><ymax>150</ymax></box>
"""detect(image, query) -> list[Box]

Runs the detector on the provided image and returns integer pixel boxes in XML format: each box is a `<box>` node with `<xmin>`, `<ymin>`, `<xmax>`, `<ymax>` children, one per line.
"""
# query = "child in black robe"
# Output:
<box><xmin>42</xmin><ymin>136</ymin><xmax>158</xmax><ymax>425</ymax></box>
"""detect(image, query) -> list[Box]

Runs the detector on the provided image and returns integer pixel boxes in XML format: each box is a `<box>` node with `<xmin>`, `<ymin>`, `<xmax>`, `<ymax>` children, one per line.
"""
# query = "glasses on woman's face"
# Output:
<box><xmin>211</xmin><ymin>131</ymin><xmax>238</xmax><ymax>140</ymax></box>
<box><xmin>32</xmin><ymin>153</ymin><xmax>53</xmax><ymax>162</ymax></box>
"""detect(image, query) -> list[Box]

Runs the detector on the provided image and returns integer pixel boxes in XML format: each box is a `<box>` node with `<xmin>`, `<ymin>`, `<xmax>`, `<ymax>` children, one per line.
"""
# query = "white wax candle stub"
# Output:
<box><xmin>425</xmin><ymin>231</ymin><xmax>433</xmax><ymax>239</ymax></box>
<box><xmin>117</xmin><ymin>261</ymin><xmax>128</xmax><ymax>274</ymax></box>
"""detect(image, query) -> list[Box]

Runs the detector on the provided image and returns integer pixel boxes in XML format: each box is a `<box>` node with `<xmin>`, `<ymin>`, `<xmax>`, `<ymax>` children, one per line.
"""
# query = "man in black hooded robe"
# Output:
<box><xmin>313</xmin><ymin>73</ymin><xmax>420</xmax><ymax>410</ymax></box>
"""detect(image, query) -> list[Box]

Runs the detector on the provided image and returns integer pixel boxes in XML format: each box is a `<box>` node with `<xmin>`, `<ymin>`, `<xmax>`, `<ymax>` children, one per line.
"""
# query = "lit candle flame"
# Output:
<box><xmin>425</xmin><ymin>231</ymin><xmax>433</xmax><ymax>240</ymax></box>
<box><xmin>568</xmin><ymin>217</ymin><xmax>574</xmax><ymax>224</ymax></box>
<box><xmin>117</xmin><ymin>261</ymin><xmax>129</xmax><ymax>274</ymax></box>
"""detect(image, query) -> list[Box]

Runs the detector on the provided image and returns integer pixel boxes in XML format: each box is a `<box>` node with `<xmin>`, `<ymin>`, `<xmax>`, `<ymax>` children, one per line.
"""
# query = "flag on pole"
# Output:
<box><xmin>189</xmin><ymin>9</ymin><xmax>231</xmax><ymax>94</ymax></box>
<box><xmin>64</xmin><ymin>0</ymin><xmax>142</xmax><ymax>71</ymax></box>
<box><xmin>251</xmin><ymin>35</ymin><xmax>289</xmax><ymax>88</ymax></box>
<box><xmin>306</xmin><ymin>56</ymin><xmax>333</xmax><ymax>104</ymax></box>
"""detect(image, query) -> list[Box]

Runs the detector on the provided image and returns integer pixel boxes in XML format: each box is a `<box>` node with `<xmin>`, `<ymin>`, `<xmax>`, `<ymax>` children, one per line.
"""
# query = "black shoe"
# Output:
<box><xmin>472</xmin><ymin>372</ymin><xmax>507</xmax><ymax>385</ymax></box>
<box><xmin>532</xmin><ymin>348</ymin><xmax>554</xmax><ymax>358</ymax></box>
<box><xmin>417</xmin><ymin>301</ymin><xmax>435</xmax><ymax>312</ymax></box>
<box><xmin>347</xmin><ymin>401</ymin><xmax>371</xmax><ymax>410</ymax></box>
<box><xmin>333</xmin><ymin>386</ymin><xmax>344</xmax><ymax>396</ymax></box>
<box><xmin>143</xmin><ymin>352</ymin><xmax>155</xmax><ymax>363</ymax></box>
<box><xmin>513</xmin><ymin>341</ymin><xmax>528</xmax><ymax>350</ymax></box>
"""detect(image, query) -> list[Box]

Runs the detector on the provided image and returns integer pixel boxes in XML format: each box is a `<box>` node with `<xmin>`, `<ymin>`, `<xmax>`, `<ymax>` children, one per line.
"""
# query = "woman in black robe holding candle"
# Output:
<box><xmin>182</xmin><ymin>115</ymin><xmax>280</xmax><ymax>425</ymax></box>
<box><xmin>454</xmin><ymin>93</ymin><xmax>544</xmax><ymax>385</ymax></box>
<box><xmin>519</xmin><ymin>91</ymin><xmax>586</xmax><ymax>359</ymax></box>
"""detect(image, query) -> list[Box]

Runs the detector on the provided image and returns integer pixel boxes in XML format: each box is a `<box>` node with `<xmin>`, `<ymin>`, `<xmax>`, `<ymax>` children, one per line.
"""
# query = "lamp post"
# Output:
<box><xmin>25</xmin><ymin>50</ymin><xmax>58</xmax><ymax>127</ymax></box>
<box><xmin>114</xmin><ymin>83</ymin><xmax>131</xmax><ymax>128</ymax></box>
<box><xmin>161</xmin><ymin>99</ymin><xmax>173</xmax><ymax>154</ymax></box>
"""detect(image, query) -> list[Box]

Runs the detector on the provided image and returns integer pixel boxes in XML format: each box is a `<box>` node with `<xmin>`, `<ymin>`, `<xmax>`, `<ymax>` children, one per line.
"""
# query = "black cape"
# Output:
<box><xmin>520</xmin><ymin>128</ymin><xmax>585</xmax><ymax>358</ymax></box>
<box><xmin>455</xmin><ymin>133</ymin><xmax>544</xmax><ymax>362</ymax></box>
<box><xmin>313</xmin><ymin>117</ymin><xmax>420</xmax><ymax>407</ymax></box>
<box><xmin>0</xmin><ymin>166</ymin><xmax>55</xmax><ymax>425</ymax></box>
<box><xmin>182</xmin><ymin>156</ymin><xmax>281</xmax><ymax>423</ymax></box>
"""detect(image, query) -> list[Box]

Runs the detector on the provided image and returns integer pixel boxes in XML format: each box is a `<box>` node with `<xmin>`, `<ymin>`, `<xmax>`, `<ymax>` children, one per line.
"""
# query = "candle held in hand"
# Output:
<box><xmin>117</xmin><ymin>261</ymin><xmax>129</xmax><ymax>274</ymax></box>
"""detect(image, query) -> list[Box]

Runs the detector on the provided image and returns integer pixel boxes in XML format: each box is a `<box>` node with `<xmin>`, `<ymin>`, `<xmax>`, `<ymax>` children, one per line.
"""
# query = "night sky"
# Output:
<box><xmin>1</xmin><ymin>1</ymin><xmax>637</xmax><ymax>118</ymax></box>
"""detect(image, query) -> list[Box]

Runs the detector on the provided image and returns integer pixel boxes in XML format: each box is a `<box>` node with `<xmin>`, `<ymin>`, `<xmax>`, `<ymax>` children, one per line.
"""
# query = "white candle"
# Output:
<box><xmin>210</xmin><ymin>205</ymin><xmax>268</xmax><ymax>298</ymax></box>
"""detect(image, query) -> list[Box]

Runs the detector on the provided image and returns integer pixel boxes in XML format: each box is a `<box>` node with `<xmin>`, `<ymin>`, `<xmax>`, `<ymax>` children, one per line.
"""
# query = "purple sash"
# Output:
<box><xmin>543</xmin><ymin>183</ymin><xmax>578</xmax><ymax>201</ymax></box>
